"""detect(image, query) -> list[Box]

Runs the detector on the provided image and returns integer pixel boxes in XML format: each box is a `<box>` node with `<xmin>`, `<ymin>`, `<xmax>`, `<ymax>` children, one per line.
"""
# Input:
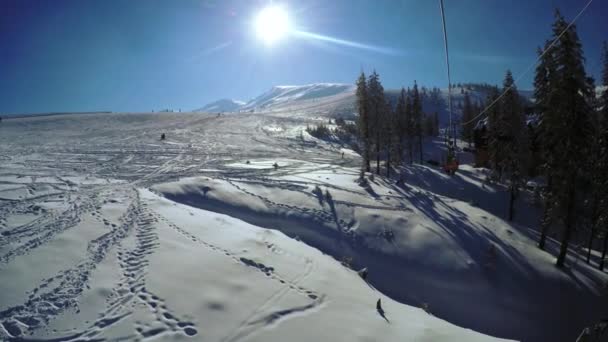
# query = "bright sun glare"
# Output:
<box><xmin>255</xmin><ymin>6</ymin><xmax>290</xmax><ymax>45</ymax></box>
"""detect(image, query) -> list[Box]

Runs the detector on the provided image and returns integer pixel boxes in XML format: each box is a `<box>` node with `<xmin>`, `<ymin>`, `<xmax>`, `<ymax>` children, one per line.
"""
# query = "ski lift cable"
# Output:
<box><xmin>439</xmin><ymin>0</ymin><xmax>456</xmax><ymax>146</ymax></box>
<box><xmin>460</xmin><ymin>0</ymin><xmax>594</xmax><ymax>126</ymax></box>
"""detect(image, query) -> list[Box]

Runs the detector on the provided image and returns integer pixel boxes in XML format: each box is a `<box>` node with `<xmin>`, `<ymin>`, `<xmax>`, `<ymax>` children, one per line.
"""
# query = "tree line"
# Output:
<box><xmin>354</xmin><ymin>9</ymin><xmax>608</xmax><ymax>270</ymax></box>
<box><xmin>531</xmin><ymin>10</ymin><xmax>608</xmax><ymax>268</ymax></box>
<box><xmin>474</xmin><ymin>10</ymin><xmax>608</xmax><ymax>269</ymax></box>
<box><xmin>356</xmin><ymin>71</ymin><xmax>439</xmax><ymax>177</ymax></box>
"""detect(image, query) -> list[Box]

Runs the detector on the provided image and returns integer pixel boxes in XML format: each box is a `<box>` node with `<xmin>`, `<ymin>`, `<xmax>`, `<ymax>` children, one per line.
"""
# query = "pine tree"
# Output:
<box><xmin>356</xmin><ymin>72</ymin><xmax>371</xmax><ymax>172</ymax></box>
<box><xmin>586</xmin><ymin>73</ymin><xmax>600</xmax><ymax>264</ymax></box>
<box><xmin>461</xmin><ymin>92</ymin><xmax>475</xmax><ymax>146</ymax></box>
<box><xmin>601</xmin><ymin>41</ymin><xmax>608</xmax><ymax>122</ymax></box>
<box><xmin>367</xmin><ymin>71</ymin><xmax>386</xmax><ymax>175</ymax></box>
<box><xmin>430</xmin><ymin>87</ymin><xmax>443</xmax><ymax>114</ymax></box>
<box><xmin>433</xmin><ymin>112</ymin><xmax>440</xmax><ymax>136</ymax></box>
<box><xmin>535</xmin><ymin>40</ymin><xmax>557</xmax><ymax>250</ymax></box>
<box><xmin>423</xmin><ymin>114</ymin><xmax>434</xmax><ymax>137</ymax></box>
<box><xmin>412</xmin><ymin>81</ymin><xmax>423</xmax><ymax>163</ymax></box>
<box><xmin>594</xmin><ymin>42</ymin><xmax>608</xmax><ymax>269</ymax></box>
<box><xmin>385</xmin><ymin>99</ymin><xmax>395</xmax><ymax>177</ymax></box>
<box><xmin>405</xmin><ymin>89</ymin><xmax>414</xmax><ymax>164</ymax></box>
<box><xmin>486</xmin><ymin>86</ymin><xmax>504</xmax><ymax>179</ymax></box>
<box><xmin>540</xmin><ymin>10</ymin><xmax>594</xmax><ymax>267</ymax></box>
<box><xmin>395</xmin><ymin>88</ymin><xmax>407</xmax><ymax>165</ymax></box>
<box><xmin>500</xmin><ymin>70</ymin><xmax>527</xmax><ymax>221</ymax></box>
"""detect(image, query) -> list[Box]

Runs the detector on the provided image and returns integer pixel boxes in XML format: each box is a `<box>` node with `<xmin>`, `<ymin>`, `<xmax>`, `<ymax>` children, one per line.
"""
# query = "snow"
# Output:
<box><xmin>241</xmin><ymin>83</ymin><xmax>355</xmax><ymax>111</ymax></box>
<box><xmin>194</xmin><ymin>99</ymin><xmax>246</xmax><ymax>113</ymax></box>
<box><xmin>0</xmin><ymin>109</ymin><xmax>606</xmax><ymax>342</ymax></box>
<box><xmin>196</xmin><ymin>83</ymin><xmax>357</xmax><ymax>117</ymax></box>
<box><xmin>152</xmin><ymin>155</ymin><xmax>607</xmax><ymax>341</ymax></box>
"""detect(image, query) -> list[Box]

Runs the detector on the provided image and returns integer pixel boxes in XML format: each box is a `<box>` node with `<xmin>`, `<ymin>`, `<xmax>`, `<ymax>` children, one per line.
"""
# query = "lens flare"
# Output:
<box><xmin>255</xmin><ymin>6</ymin><xmax>290</xmax><ymax>45</ymax></box>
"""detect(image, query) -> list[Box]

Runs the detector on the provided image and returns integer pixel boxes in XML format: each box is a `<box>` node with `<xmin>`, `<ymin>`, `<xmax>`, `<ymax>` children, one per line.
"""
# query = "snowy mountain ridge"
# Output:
<box><xmin>193</xmin><ymin>83</ymin><xmax>354</xmax><ymax>114</ymax></box>
<box><xmin>193</xmin><ymin>99</ymin><xmax>246</xmax><ymax>113</ymax></box>
<box><xmin>241</xmin><ymin>83</ymin><xmax>355</xmax><ymax>110</ymax></box>
<box><xmin>195</xmin><ymin>82</ymin><xmax>534</xmax><ymax>126</ymax></box>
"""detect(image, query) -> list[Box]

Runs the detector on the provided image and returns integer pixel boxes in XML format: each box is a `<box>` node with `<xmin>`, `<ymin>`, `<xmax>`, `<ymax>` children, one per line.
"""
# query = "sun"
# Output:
<box><xmin>254</xmin><ymin>6</ymin><xmax>291</xmax><ymax>45</ymax></box>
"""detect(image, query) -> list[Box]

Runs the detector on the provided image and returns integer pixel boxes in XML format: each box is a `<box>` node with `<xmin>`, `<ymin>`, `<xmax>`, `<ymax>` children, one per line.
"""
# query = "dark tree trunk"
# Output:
<box><xmin>600</xmin><ymin>231</ymin><xmax>608</xmax><ymax>271</ymax></box>
<box><xmin>408</xmin><ymin>139</ymin><xmax>413</xmax><ymax>165</ymax></box>
<box><xmin>538</xmin><ymin>176</ymin><xmax>553</xmax><ymax>250</ymax></box>
<box><xmin>376</xmin><ymin>133</ymin><xmax>380</xmax><ymax>175</ymax></box>
<box><xmin>586</xmin><ymin>196</ymin><xmax>599</xmax><ymax>264</ymax></box>
<box><xmin>419</xmin><ymin>135</ymin><xmax>423</xmax><ymax>164</ymax></box>
<box><xmin>586</xmin><ymin>226</ymin><xmax>595</xmax><ymax>264</ymax></box>
<box><xmin>397</xmin><ymin>140</ymin><xmax>403</xmax><ymax>166</ymax></box>
<box><xmin>386</xmin><ymin>138</ymin><xmax>391</xmax><ymax>177</ymax></box>
<box><xmin>364</xmin><ymin>139</ymin><xmax>371</xmax><ymax>172</ymax></box>
<box><xmin>556</xmin><ymin>175</ymin><xmax>576</xmax><ymax>268</ymax></box>
<box><xmin>508</xmin><ymin>185</ymin><xmax>515</xmax><ymax>221</ymax></box>
<box><xmin>538</xmin><ymin>207</ymin><xmax>550</xmax><ymax>250</ymax></box>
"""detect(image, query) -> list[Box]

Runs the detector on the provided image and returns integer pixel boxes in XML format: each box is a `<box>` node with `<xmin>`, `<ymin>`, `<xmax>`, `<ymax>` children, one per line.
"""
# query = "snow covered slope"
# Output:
<box><xmin>241</xmin><ymin>83</ymin><xmax>355</xmax><ymax>111</ymax></box>
<box><xmin>0</xmin><ymin>110</ymin><xmax>605</xmax><ymax>342</ymax></box>
<box><xmin>194</xmin><ymin>99</ymin><xmax>246</xmax><ymax>113</ymax></box>
<box><xmin>153</xmin><ymin>152</ymin><xmax>608</xmax><ymax>342</ymax></box>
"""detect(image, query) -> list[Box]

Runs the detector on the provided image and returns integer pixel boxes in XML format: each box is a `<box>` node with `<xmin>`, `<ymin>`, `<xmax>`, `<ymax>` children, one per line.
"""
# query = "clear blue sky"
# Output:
<box><xmin>1</xmin><ymin>0</ymin><xmax>606</xmax><ymax>114</ymax></box>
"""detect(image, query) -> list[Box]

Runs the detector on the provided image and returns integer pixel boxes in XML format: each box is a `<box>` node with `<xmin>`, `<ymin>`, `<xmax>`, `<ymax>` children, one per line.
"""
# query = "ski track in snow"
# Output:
<box><xmin>153</xmin><ymin>211</ymin><xmax>324</xmax><ymax>342</ymax></box>
<box><xmin>0</xmin><ymin>190</ymin><xmax>200</xmax><ymax>341</ymax></box>
<box><xmin>0</xmin><ymin>187</ymin><xmax>137</xmax><ymax>339</ymax></box>
<box><xmin>0</xmin><ymin>113</ymin><xmax>342</xmax><ymax>340</ymax></box>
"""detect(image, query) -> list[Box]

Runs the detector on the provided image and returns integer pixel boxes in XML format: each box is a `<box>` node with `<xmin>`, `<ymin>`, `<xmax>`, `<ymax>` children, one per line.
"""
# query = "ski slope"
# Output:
<box><xmin>0</xmin><ymin>110</ymin><xmax>606</xmax><ymax>341</ymax></box>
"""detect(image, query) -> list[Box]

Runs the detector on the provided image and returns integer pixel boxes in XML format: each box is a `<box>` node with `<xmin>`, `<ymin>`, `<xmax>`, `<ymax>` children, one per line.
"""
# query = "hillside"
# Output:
<box><xmin>0</xmin><ymin>110</ymin><xmax>606</xmax><ymax>341</ymax></box>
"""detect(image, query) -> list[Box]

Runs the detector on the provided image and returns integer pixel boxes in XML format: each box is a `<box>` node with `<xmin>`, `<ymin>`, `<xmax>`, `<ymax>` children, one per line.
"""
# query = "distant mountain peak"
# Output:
<box><xmin>193</xmin><ymin>99</ymin><xmax>245</xmax><ymax>113</ymax></box>
<box><xmin>241</xmin><ymin>83</ymin><xmax>355</xmax><ymax>110</ymax></box>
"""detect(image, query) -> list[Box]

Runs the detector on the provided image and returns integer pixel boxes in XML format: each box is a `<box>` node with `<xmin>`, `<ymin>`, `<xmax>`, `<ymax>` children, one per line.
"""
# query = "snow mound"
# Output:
<box><xmin>154</xmin><ymin>151</ymin><xmax>608</xmax><ymax>342</ymax></box>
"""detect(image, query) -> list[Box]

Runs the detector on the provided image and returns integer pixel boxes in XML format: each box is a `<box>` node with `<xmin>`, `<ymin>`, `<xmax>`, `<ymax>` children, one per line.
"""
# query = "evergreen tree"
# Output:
<box><xmin>412</xmin><ymin>81</ymin><xmax>423</xmax><ymax>163</ymax></box>
<box><xmin>395</xmin><ymin>88</ymin><xmax>408</xmax><ymax>165</ymax></box>
<box><xmin>461</xmin><ymin>92</ymin><xmax>475</xmax><ymax>146</ymax></box>
<box><xmin>585</xmin><ymin>73</ymin><xmax>600</xmax><ymax>264</ymax></box>
<box><xmin>535</xmin><ymin>40</ymin><xmax>558</xmax><ymax>250</ymax></box>
<box><xmin>405</xmin><ymin>89</ymin><xmax>414</xmax><ymax>164</ymax></box>
<box><xmin>500</xmin><ymin>70</ymin><xmax>527</xmax><ymax>221</ymax></box>
<box><xmin>539</xmin><ymin>10</ymin><xmax>594</xmax><ymax>267</ymax></box>
<box><xmin>423</xmin><ymin>114</ymin><xmax>434</xmax><ymax>137</ymax></box>
<box><xmin>434</xmin><ymin>112</ymin><xmax>440</xmax><ymax>136</ymax></box>
<box><xmin>601</xmin><ymin>41</ymin><xmax>608</xmax><ymax>122</ymax></box>
<box><xmin>367</xmin><ymin>71</ymin><xmax>386</xmax><ymax>175</ymax></box>
<box><xmin>356</xmin><ymin>72</ymin><xmax>371</xmax><ymax>172</ymax></box>
<box><xmin>385</xmin><ymin>99</ymin><xmax>395</xmax><ymax>177</ymax></box>
<box><xmin>486</xmin><ymin>86</ymin><xmax>503</xmax><ymax>178</ymax></box>
<box><xmin>593</xmin><ymin>42</ymin><xmax>608</xmax><ymax>269</ymax></box>
<box><xmin>430</xmin><ymin>87</ymin><xmax>443</xmax><ymax>109</ymax></box>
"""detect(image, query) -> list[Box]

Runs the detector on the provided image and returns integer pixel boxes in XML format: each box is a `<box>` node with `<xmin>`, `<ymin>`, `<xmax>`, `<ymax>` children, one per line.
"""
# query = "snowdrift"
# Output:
<box><xmin>154</xmin><ymin>158</ymin><xmax>608</xmax><ymax>342</ymax></box>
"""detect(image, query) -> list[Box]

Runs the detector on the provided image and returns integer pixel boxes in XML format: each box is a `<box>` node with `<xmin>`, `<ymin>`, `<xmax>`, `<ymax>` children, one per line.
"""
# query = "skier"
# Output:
<box><xmin>160</xmin><ymin>133</ymin><xmax>166</xmax><ymax>141</ymax></box>
<box><xmin>376</xmin><ymin>298</ymin><xmax>389</xmax><ymax>323</ymax></box>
